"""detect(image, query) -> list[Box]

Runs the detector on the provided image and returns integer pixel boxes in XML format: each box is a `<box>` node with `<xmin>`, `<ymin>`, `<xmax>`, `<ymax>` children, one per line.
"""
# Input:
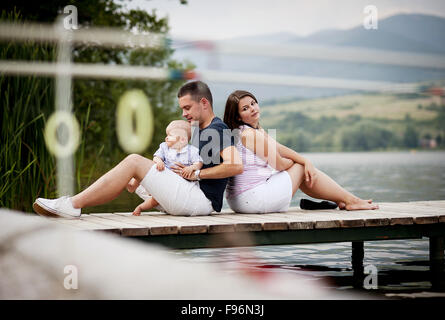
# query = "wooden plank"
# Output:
<box><xmin>381</xmin><ymin>202</ymin><xmax>444</xmax><ymax>214</ymax></box>
<box><xmin>400</xmin><ymin>203</ymin><xmax>445</xmax><ymax>220</ymax></box>
<box><xmin>322</xmin><ymin>210</ymin><xmax>392</xmax><ymax>227</ymax></box>
<box><xmin>218</xmin><ymin>213</ymin><xmax>289</xmax><ymax>231</ymax></box>
<box><xmin>288</xmin><ymin>206</ymin><xmax>413</xmax><ymax>226</ymax></box>
<box><xmin>91</xmin><ymin>213</ymin><xmax>177</xmax><ymax>235</ymax></box>
<box><xmin>81</xmin><ymin>214</ymin><xmax>149</xmax><ymax>236</ymax></box>
<box><xmin>320</xmin><ymin>211</ymin><xmax>381</xmax><ymax>227</ymax></box>
<box><xmin>261</xmin><ymin>213</ymin><xmax>315</xmax><ymax>230</ymax></box>
<box><xmin>265</xmin><ymin>211</ymin><xmax>339</xmax><ymax>229</ymax></box>
<box><xmin>286</xmin><ymin>206</ymin><xmax>307</xmax><ymax>213</ymax></box>
<box><xmin>179</xmin><ymin>215</ymin><xmax>236</xmax><ymax>233</ymax></box>
<box><xmin>209</xmin><ymin>214</ymin><xmax>263</xmax><ymax>232</ymax></box>
<box><xmin>261</xmin><ymin>211</ymin><xmax>339</xmax><ymax>229</ymax></box>
<box><xmin>406</xmin><ymin>200</ymin><xmax>445</xmax><ymax>209</ymax></box>
<box><xmin>52</xmin><ymin>217</ymin><xmax>120</xmax><ymax>234</ymax></box>
<box><xmin>113</xmin><ymin>212</ymin><xmax>179</xmax><ymax>235</ymax></box>
<box><xmin>272</xmin><ymin>210</ymin><xmax>360</xmax><ymax>229</ymax></box>
<box><xmin>378</xmin><ymin>204</ymin><xmax>440</xmax><ymax>224</ymax></box>
<box><xmin>47</xmin><ymin>218</ymin><xmax>83</xmax><ymax>231</ymax></box>
<box><xmin>137</xmin><ymin>214</ymin><xmax>208</xmax><ymax>235</ymax></box>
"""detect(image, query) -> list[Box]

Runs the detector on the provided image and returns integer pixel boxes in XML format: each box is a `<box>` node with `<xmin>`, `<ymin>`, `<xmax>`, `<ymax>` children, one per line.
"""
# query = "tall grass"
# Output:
<box><xmin>0</xmin><ymin>11</ymin><xmax>57</xmax><ymax>212</ymax></box>
<box><xmin>0</xmin><ymin>10</ymin><xmax>102</xmax><ymax>212</ymax></box>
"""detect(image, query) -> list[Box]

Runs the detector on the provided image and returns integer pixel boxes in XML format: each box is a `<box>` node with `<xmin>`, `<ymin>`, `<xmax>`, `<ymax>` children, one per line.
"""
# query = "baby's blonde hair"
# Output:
<box><xmin>166</xmin><ymin>120</ymin><xmax>191</xmax><ymax>140</ymax></box>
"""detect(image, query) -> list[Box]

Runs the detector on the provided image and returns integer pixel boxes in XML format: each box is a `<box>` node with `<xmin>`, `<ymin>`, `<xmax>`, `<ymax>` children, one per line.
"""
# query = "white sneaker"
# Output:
<box><xmin>33</xmin><ymin>196</ymin><xmax>81</xmax><ymax>219</ymax></box>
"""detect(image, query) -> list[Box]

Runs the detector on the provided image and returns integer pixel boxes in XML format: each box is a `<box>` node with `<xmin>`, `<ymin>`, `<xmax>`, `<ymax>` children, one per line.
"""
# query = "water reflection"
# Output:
<box><xmin>178</xmin><ymin>151</ymin><xmax>445</xmax><ymax>297</ymax></box>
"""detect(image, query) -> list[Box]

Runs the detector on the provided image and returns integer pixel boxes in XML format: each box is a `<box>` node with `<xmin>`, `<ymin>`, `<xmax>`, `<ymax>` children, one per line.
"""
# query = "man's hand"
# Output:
<box><xmin>171</xmin><ymin>162</ymin><xmax>197</xmax><ymax>181</ymax></box>
<box><xmin>182</xmin><ymin>165</ymin><xmax>196</xmax><ymax>180</ymax></box>
<box><xmin>304</xmin><ymin>160</ymin><xmax>317</xmax><ymax>188</ymax></box>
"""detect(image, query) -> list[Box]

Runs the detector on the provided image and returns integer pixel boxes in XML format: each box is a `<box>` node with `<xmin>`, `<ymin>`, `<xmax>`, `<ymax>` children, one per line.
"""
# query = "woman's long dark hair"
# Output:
<box><xmin>223</xmin><ymin>90</ymin><xmax>258</xmax><ymax>130</ymax></box>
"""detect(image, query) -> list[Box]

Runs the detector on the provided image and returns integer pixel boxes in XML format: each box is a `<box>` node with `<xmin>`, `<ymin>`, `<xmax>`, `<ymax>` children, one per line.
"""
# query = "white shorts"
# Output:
<box><xmin>227</xmin><ymin>171</ymin><xmax>293</xmax><ymax>213</ymax></box>
<box><xmin>140</xmin><ymin>166</ymin><xmax>213</xmax><ymax>216</ymax></box>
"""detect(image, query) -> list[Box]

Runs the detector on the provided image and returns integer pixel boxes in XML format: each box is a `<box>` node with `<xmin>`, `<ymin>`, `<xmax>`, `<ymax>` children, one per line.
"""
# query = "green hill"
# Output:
<box><xmin>260</xmin><ymin>93</ymin><xmax>445</xmax><ymax>152</ymax></box>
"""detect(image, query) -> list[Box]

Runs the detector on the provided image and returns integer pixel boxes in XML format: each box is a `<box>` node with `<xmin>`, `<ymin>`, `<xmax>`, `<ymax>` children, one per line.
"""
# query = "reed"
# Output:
<box><xmin>1</xmin><ymin>10</ymin><xmax>102</xmax><ymax>212</ymax></box>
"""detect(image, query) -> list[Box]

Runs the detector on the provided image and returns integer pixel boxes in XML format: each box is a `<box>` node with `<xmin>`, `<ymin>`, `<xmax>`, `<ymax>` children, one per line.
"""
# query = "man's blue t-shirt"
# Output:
<box><xmin>191</xmin><ymin>117</ymin><xmax>234</xmax><ymax>212</ymax></box>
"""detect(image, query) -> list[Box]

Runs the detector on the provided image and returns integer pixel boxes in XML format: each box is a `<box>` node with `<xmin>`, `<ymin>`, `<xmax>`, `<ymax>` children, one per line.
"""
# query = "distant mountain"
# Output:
<box><xmin>172</xmin><ymin>13</ymin><xmax>445</xmax><ymax>114</ymax></box>
<box><xmin>293</xmin><ymin>14</ymin><xmax>445</xmax><ymax>55</ymax></box>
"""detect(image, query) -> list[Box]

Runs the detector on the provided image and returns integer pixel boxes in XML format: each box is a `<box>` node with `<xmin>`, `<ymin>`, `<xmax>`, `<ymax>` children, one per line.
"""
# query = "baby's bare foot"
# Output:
<box><xmin>132</xmin><ymin>206</ymin><xmax>142</xmax><ymax>216</ymax></box>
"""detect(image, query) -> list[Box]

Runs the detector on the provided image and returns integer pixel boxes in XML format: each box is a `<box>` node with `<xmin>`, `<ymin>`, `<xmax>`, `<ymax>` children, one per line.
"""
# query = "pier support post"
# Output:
<box><xmin>429</xmin><ymin>236</ymin><xmax>445</xmax><ymax>291</ymax></box>
<box><xmin>351</xmin><ymin>241</ymin><xmax>364</xmax><ymax>289</ymax></box>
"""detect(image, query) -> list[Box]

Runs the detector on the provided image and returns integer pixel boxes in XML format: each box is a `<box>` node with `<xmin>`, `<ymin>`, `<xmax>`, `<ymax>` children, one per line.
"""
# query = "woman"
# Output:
<box><xmin>223</xmin><ymin>90</ymin><xmax>379</xmax><ymax>213</ymax></box>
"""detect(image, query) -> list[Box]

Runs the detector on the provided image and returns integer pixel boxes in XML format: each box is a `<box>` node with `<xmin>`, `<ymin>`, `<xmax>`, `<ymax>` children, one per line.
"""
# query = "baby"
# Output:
<box><xmin>127</xmin><ymin>120</ymin><xmax>203</xmax><ymax>216</ymax></box>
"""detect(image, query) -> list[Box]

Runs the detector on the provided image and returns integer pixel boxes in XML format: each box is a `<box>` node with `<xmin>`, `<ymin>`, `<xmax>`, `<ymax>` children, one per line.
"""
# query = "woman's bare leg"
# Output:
<box><xmin>286</xmin><ymin>164</ymin><xmax>378</xmax><ymax>210</ymax></box>
<box><xmin>71</xmin><ymin>154</ymin><xmax>154</xmax><ymax>209</ymax></box>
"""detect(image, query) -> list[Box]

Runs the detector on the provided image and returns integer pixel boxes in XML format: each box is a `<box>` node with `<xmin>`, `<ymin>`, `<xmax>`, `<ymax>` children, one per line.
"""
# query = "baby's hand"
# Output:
<box><xmin>156</xmin><ymin>161</ymin><xmax>165</xmax><ymax>171</ymax></box>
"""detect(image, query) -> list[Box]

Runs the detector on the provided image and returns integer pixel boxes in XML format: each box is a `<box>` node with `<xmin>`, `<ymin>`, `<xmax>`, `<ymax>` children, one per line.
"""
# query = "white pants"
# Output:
<box><xmin>140</xmin><ymin>166</ymin><xmax>213</xmax><ymax>216</ymax></box>
<box><xmin>227</xmin><ymin>171</ymin><xmax>293</xmax><ymax>213</ymax></box>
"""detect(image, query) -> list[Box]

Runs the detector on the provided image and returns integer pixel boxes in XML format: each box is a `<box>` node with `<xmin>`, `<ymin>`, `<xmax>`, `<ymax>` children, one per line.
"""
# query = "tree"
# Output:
<box><xmin>403</xmin><ymin>125</ymin><xmax>419</xmax><ymax>148</ymax></box>
<box><xmin>5</xmin><ymin>0</ymin><xmax>192</xmax><ymax>162</ymax></box>
<box><xmin>1</xmin><ymin>1</ymin><xmax>192</xmax><ymax>211</ymax></box>
<box><xmin>341</xmin><ymin>124</ymin><xmax>394</xmax><ymax>151</ymax></box>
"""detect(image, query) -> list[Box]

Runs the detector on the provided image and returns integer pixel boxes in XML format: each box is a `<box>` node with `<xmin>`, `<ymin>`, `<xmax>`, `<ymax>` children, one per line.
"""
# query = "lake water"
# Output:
<box><xmin>169</xmin><ymin>151</ymin><xmax>445</xmax><ymax>298</ymax></box>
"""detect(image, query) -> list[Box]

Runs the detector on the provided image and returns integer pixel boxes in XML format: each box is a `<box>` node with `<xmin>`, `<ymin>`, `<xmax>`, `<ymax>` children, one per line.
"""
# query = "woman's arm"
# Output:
<box><xmin>241</xmin><ymin>128</ymin><xmax>293</xmax><ymax>171</ymax></box>
<box><xmin>261</xmin><ymin>129</ymin><xmax>317</xmax><ymax>187</ymax></box>
<box><xmin>276</xmin><ymin>141</ymin><xmax>308</xmax><ymax>165</ymax></box>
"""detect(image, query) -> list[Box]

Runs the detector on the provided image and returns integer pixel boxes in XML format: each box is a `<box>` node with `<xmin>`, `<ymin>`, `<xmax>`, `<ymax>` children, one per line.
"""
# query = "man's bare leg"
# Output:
<box><xmin>71</xmin><ymin>154</ymin><xmax>153</xmax><ymax>209</ymax></box>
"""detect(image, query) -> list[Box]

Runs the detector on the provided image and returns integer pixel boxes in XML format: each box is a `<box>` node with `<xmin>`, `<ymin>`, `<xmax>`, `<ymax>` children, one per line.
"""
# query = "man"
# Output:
<box><xmin>33</xmin><ymin>81</ymin><xmax>243</xmax><ymax>218</ymax></box>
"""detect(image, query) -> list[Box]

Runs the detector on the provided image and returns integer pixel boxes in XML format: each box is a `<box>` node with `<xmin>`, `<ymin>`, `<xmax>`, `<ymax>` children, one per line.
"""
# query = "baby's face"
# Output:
<box><xmin>165</xmin><ymin>127</ymin><xmax>188</xmax><ymax>149</ymax></box>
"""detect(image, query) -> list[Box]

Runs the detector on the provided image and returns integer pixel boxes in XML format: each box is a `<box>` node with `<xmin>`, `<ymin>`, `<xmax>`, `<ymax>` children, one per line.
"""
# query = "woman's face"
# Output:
<box><xmin>238</xmin><ymin>96</ymin><xmax>260</xmax><ymax>127</ymax></box>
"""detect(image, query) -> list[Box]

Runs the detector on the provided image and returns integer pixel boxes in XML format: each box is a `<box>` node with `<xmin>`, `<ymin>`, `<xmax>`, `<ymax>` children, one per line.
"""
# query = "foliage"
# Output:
<box><xmin>403</xmin><ymin>125</ymin><xmax>419</xmax><ymax>148</ymax></box>
<box><xmin>341</xmin><ymin>124</ymin><xmax>396</xmax><ymax>151</ymax></box>
<box><xmin>1</xmin><ymin>1</ymin><xmax>191</xmax><ymax>212</ymax></box>
<box><xmin>263</xmin><ymin>94</ymin><xmax>445</xmax><ymax>152</ymax></box>
<box><xmin>0</xmin><ymin>10</ymin><xmax>58</xmax><ymax>210</ymax></box>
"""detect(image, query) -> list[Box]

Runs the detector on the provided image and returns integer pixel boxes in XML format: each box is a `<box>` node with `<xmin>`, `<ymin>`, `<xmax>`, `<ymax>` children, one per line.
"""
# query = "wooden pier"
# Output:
<box><xmin>49</xmin><ymin>200</ymin><xmax>445</xmax><ymax>289</ymax></box>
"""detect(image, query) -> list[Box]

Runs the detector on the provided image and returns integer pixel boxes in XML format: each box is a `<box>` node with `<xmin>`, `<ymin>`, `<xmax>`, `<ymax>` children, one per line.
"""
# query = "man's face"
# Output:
<box><xmin>179</xmin><ymin>94</ymin><xmax>202</xmax><ymax>124</ymax></box>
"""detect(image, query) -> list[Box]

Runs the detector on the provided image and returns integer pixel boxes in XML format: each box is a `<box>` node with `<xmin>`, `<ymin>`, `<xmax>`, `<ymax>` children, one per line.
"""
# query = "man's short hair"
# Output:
<box><xmin>177</xmin><ymin>80</ymin><xmax>213</xmax><ymax>108</ymax></box>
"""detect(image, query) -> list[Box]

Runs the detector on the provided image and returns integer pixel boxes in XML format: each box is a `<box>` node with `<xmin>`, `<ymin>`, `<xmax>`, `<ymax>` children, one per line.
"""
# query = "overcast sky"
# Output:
<box><xmin>124</xmin><ymin>0</ymin><xmax>445</xmax><ymax>40</ymax></box>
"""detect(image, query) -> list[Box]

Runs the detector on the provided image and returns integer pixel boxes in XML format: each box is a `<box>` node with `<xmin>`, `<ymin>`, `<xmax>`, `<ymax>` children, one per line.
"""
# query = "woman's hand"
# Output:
<box><xmin>304</xmin><ymin>161</ymin><xmax>317</xmax><ymax>188</ymax></box>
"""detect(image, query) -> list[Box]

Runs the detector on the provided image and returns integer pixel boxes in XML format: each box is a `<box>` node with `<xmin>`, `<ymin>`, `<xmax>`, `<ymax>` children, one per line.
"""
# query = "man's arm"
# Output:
<box><xmin>181</xmin><ymin>161</ymin><xmax>203</xmax><ymax>179</ymax></box>
<box><xmin>189</xmin><ymin>161</ymin><xmax>203</xmax><ymax>171</ymax></box>
<box><xmin>172</xmin><ymin>146</ymin><xmax>243</xmax><ymax>180</ymax></box>
<box><xmin>198</xmin><ymin>146</ymin><xmax>243</xmax><ymax>179</ymax></box>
